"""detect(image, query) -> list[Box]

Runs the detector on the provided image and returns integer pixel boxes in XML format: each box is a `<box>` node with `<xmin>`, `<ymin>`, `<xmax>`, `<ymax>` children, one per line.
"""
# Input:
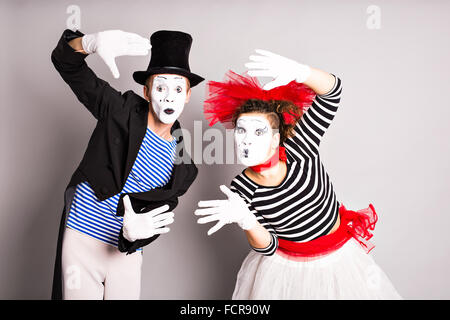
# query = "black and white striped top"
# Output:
<box><xmin>230</xmin><ymin>74</ymin><xmax>342</xmax><ymax>256</ymax></box>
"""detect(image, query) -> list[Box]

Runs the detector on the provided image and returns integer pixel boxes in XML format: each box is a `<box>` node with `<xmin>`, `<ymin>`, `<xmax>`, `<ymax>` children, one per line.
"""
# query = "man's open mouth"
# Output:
<box><xmin>164</xmin><ymin>108</ymin><xmax>175</xmax><ymax>115</ymax></box>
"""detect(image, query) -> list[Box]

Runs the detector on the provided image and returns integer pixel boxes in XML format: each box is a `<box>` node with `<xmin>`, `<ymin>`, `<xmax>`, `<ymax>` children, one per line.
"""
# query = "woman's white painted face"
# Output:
<box><xmin>150</xmin><ymin>74</ymin><xmax>189</xmax><ymax>124</ymax></box>
<box><xmin>234</xmin><ymin>114</ymin><xmax>276</xmax><ymax>167</ymax></box>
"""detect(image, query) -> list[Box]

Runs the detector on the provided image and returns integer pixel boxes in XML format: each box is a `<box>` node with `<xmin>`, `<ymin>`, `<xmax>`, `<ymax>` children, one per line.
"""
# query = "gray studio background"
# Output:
<box><xmin>1</xmin><ymin>0</ymin><xmax>449</xmax><ymax>299</ymax></box>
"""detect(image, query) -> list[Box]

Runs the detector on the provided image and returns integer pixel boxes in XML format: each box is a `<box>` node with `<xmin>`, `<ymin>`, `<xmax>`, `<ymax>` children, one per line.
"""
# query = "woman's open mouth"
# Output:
<box><xmin>164</xmin><ymin>108</ymin><xmax>175</xmax><ymax>115</ymax></box>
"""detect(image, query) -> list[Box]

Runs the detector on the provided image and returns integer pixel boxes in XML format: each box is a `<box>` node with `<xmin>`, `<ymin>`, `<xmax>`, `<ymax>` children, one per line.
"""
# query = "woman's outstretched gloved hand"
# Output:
<box><xmin>81</xmin><ymin>30</ymin><xmax>151</xmax><ymax>78</ymax></box>
<box><xmin>122</xmin><ymin>195</ymin><xmax>174</xmax><ymax>242</ymax></box>
<box><xmin>245</xmin><ymin>49</ymin><xmax>311</xmax><ymax>90</ymax></box>
<box><xmin>195</xmin><ymin>185</ymin><xmax>257</xmax><ymax>235</ymax></box>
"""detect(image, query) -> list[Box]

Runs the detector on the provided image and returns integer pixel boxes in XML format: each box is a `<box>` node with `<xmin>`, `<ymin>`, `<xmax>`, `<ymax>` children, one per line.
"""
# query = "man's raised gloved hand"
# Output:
<box><xmin>81</xmin><ymin>30</ymin><xmax>151</xmax><ymax>78</ymax></box>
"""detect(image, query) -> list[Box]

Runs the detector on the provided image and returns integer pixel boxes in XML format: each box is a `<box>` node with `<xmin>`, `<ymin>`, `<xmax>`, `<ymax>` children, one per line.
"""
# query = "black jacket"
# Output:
<box><xmin>50</xmin><ymin>29</ymin><xmax>198</xmax><ymax>300</ymax></box>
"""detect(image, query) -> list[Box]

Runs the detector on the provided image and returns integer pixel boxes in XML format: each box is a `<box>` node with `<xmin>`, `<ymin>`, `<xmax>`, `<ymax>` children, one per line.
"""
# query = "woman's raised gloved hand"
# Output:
<box><xmin>245</xmin><ymin>49</ymin><xmax>311</xmax><ymax>90</ymax></box>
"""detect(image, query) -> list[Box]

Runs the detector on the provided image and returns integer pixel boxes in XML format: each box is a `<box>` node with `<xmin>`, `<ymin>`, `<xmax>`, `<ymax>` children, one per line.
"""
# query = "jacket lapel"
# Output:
<box><xmin>126</xmin><ymin>118</ymin><xmax>187</xmax><ymax>201</ymax></box>
<box><xmin>124</xmin><ymin>99</ymin><xmax>148</xmax><ymax>186</ymax></box>
<box><xmin>118</xmin><ymin>102</ymin><xmax>192</xmax><ymax>215</ymax></box>
<box><xmin>124</xmin><ymin>98</ymin><xmax>185</xmax><ymax>186</ymax></box>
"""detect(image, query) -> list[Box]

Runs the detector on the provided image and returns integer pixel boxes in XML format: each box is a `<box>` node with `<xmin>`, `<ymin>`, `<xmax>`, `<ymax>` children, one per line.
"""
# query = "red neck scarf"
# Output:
<box><xmin>250</xmin><ymin>146</ymin><xmax>287</xmax><ymax>173</ymax></box>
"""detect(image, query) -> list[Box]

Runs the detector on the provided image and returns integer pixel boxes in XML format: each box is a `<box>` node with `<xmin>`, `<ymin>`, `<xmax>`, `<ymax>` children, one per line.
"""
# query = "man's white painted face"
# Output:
<box><xmin>150</xmin><ymin>74</ymin><xmax>188</xmax><ymax>124</ymax></box>
<box><xmin>234</xmin><ymin>114</ymin><xmax>276</xmax><ymax>167</ymax></box>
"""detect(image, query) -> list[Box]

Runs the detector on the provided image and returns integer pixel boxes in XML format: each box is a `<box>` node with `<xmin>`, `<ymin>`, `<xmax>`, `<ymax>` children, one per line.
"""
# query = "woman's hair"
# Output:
<box><xmin>232</xmin><ymin>99</ymin><xmax>303</xmax><ymax>144</ymax></box>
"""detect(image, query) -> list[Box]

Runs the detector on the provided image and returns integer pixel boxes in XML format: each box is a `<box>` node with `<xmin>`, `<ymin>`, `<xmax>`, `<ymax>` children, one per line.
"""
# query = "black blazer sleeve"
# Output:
<box><xmin>51</xmin><ymin>29</ymin><xmax>125</xmax><ymax>120</ymax></box>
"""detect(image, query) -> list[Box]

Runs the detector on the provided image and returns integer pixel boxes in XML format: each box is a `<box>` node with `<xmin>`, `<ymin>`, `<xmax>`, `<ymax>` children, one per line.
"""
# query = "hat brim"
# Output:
<box><xmin>133</xmin><ymin>67</ymin><xmax>204</xmax><ymax>87</ymax></box>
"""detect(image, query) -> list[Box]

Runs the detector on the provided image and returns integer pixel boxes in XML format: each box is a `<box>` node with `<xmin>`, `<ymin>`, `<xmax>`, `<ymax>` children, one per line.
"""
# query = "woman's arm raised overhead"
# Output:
<box><xmin>245</xmin><ymin>49</ymin><xmax>343</xmax><ymax>157</ymax></box>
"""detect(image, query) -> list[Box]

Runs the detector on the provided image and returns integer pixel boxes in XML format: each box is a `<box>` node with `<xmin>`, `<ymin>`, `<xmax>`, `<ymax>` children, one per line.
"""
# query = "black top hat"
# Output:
<box><xmin>133</xmin><ymin>30</ymin><xmax>204</xmax><ymax>87</ymax></box>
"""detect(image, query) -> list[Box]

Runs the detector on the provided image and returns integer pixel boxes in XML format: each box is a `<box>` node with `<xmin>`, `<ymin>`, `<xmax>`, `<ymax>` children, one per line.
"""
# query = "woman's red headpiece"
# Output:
<box><xmin>204</xmin><ymin>70</ymin><xmax>316</xmax><ymax>129</ymax></box>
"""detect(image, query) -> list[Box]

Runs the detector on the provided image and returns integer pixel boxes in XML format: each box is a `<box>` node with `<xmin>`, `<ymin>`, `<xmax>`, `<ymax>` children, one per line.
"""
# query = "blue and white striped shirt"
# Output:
<box><xmin>66</xmin><ymin>126</ymin><xmax>177</xmax><ymax>248</ymax></box>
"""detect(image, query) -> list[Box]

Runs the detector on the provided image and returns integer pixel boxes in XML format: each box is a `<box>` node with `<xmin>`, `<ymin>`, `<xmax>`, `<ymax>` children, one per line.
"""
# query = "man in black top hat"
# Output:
<box><xmin>50</xmin><ymin>28</ymin><xmax>203</xmax><ymax>299</ymax></box>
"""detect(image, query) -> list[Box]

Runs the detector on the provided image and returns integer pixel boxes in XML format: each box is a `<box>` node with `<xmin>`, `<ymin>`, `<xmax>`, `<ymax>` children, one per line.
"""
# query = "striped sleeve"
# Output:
<box><xmin>230</xmin><ymin>177</ymin><xmax>279</xmax><ymax>256</ymax></box>
<box><xmin>285</xmin><ymin>74</ymin><xmax>342</xmax><ymax>157</ymax></box>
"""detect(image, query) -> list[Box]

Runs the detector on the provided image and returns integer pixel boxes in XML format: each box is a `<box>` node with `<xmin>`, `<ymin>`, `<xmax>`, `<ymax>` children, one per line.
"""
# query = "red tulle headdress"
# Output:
<box><xmin>204</xmin><ymin>70</ymin><xmax>316</xmax><ymax>129</ymax></box>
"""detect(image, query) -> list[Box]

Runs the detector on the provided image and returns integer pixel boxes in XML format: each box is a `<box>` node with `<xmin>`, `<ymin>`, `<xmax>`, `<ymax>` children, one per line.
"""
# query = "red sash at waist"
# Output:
<box><xmin>277</xmin><ymin>204</ymin><xmax>378</xmax><ymax>258</ymax></box>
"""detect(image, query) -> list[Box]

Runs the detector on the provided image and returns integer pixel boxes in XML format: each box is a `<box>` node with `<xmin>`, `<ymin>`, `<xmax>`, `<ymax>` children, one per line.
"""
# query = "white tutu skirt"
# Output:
<box><xmin>232</xmin><ymin>238</ymin><xmax>402</xmax><ymax>300</ymax></box>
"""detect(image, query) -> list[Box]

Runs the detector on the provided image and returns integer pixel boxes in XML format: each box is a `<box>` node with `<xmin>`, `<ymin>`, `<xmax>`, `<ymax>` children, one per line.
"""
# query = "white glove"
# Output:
<box><xmin>122</xmin><ymin>195</ymin><xmax>174</xmax><ymax>242</ymax></box>
<box><xmin>195</xmin><ymin>185</ymin><xmax>257</xmax><ymax>236</ymax></box>
<box><xmin>245</xmin><ymin>49</ymin><xmax>311</xmax><ymax>90</ymax></box>
<box><xmin>82</xmin><ymin>30</ymin><xmax>151</xmax><ymax>78</ymax></box>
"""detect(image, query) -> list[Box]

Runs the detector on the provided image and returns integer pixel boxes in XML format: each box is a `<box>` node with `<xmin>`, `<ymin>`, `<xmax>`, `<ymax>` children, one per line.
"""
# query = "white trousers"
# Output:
<box><xmin>61</xmin><ymin>227</ymin><xmax>143</xmax><ymax>300</ymax></box>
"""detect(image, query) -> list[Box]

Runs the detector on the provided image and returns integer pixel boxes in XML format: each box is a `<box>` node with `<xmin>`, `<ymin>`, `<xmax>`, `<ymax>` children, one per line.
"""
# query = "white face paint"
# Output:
<box><xmin>150</xmin><ymin>74</ymin><xmax>189</xmax><ymax>124</ymax></box>
<box><xmin>234</xmin><ymin>114</ymin><xmax>276</xmax><ymax>167</ymax></box>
